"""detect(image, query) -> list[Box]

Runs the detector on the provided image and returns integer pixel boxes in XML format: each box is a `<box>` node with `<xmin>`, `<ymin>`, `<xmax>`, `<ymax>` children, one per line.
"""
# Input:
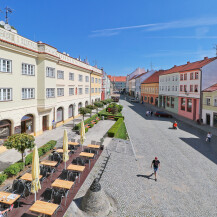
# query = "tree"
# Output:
<box><xmin>86</xmin><ymin>105</ymin><xmax>96</xmax><ymax>117</ymax></box>
<box><xmin>111</xmin><ymin>106</ymin><xmax>118</xmax><ymax>115</ymax></box>
<box><xmin>4</xmin><ymin>133</ymin><xmax>35</xmax><ymax>162</ymax></box>
<box><xmin>94</xmin><ymin>102</ymin><xmax>103</xmax><ymax>113</ymax></box>
<box><xmin>79</xmin><ymin>107</ymin><xmax>91</xmax><ymax>120</ymax></box>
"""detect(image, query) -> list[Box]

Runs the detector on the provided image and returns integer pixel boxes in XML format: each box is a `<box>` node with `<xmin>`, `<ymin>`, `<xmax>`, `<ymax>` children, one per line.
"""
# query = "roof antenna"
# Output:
<box><xmin>213</xmin><ymin>45</ymin><xmax>217</xmax><ymax>57</ymax></box>
<box><xmin>5</xmin><ymin>7</ymin><xmax>13</xmax><ymax>24</ymax></box>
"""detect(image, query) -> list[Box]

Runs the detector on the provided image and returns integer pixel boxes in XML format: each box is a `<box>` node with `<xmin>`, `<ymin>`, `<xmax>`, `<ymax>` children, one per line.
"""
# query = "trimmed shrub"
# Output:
<box><xmin>115</xmin><ymin>121</ymin><xmax>128</xmax><ymax>140</ymax></box>
<box><xmin>0</xmin><ymin>174</ymin><xmax>8</xmax><ymax>185</ymax></box>
<box><xmin>118</xmin><ymin>105</ymin><xmax>123</xmax><ymax>112</ymax></box>
<box><xmin>107</xmin><ymin>118</ymin><xmax>124</xmax><ymax>137</ymax></box>
<box><xmin>89</xmin><ymin>123</ymin><xmax>94</xmax><ymax>128</ymax></box>
<box><xmin>4</xmin><ymin>162</ymin><xmax>24</xmax><ymax>177</ymax></box>
<box><xmin>25</xmin><ymin>153</ymin><xmax>33</xmax><ymax>165</ymax></box>
<box><xmin>74</xmin><ymin>114</ymin><xmax>98</xmax><ymax>130</ymax></box>
<box><xmin>95</xmin><ymin>120</ymin><xmax>99</xmax><ymax>124</ymax></box>
<box><xmin>85</xmin><ymin>128</ymin><xmax>89</xmax><ymax>133</ymax></box>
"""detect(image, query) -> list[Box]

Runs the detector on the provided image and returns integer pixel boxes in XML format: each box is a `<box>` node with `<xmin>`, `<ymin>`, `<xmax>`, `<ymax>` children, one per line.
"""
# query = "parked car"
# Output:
<box><xmin>155</xmin><ymin>111</ymin><xmax>173</xmax><ymax>118</ymax></box>
<box><xmin>130</xmin><ymin>98</ymin><xmax>139</xmax><ymax>103</ymax></box>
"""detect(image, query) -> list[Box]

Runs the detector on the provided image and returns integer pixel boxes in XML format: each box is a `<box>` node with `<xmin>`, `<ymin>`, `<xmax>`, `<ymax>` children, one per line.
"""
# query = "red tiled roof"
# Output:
<box><xmin>203</xmin><ymin>83</ymin><xmax>217</xmax><ymax>92</ymax></box>
<box><xmin>162</xmin><ymin>57</ymin><xmax>217</xmax><ymax>75</ymax></box>
<box><xmin>135</xmin><ymin>72</ymin><xmax>147</xmax><ymax>78</ymax></box>
<box><xmin>108</xmin><ymin>76</ymin><xmax>126</xmax><ymax>82</ymax></box>
<box><xmin>129</xmin><ymin>75</ymin><xmax>138</xmax><ymax>81</ymax></box>
<box><xmin>142</xmin><ymin>70</ymin><xmax>164</xmax><ymax>84</ymax></box>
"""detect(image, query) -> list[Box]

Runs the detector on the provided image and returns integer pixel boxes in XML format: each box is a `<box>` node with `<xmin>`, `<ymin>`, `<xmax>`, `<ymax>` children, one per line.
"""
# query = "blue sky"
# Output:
<box><xmin>1</xmin><ymin>0</ymin><xmax>217</xmax><ymax>75</ymax></box>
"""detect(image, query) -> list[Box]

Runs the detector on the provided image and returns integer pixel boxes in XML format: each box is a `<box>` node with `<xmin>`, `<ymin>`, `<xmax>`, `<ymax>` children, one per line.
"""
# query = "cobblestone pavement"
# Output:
<box><xmin>74</xmin><ymin>99</ymin><xmax>217</xmax><ymax>217</ymax></box>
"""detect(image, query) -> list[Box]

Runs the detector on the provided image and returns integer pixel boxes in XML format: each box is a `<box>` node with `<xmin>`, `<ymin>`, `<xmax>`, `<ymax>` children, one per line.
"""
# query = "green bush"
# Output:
<box><xmin>107</xmin><ymin>118</ymin><xmax>124</xmax><ymax>137</ymax></box>
<box><xmin>118</xmin><ymin>105</ymin><xmax>123</xmax><ymax>112</ymax></box>
<box><xmin>74</xmin><ymin>114</ymin><xmax>98</xmax><ymax>130</ymax></box>
<box><xmin>115</xmin><ymin>121</ymin><xmax>128</xmax><ymax>140</ymax></box>
<box><xmin>25</xmin><ymin>153</ymin><xmax>33</xmax><ymax>165</ymax></box>
<box><xmin>95</xmin><ymin>120</ymin><xmax>99</xmax><ymax>124</ymax></box>
<box><xmin>0</xmin><ymin>174</ymin><xmax>8</xmax><ymax>185</ymax></box>
<box><xmin>89</xmin><ymin>123</ymin><xmax>94</xmax><ymax>128</ymax></box>
<box><xmin>4</xmin><ymin>162</ymin><xmax>24</xmax><ymax>177</ymax></box>
<box><xmin>85</xmin><ymin>128</ymin><xmax>89</xmax><ymax>133</ymax></box>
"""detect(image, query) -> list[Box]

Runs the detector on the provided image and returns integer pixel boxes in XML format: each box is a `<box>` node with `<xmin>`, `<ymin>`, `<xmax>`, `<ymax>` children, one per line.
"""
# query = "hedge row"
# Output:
<box><xmin>114</xmin><ymin>121</ymin><xmax>128</xmax><ymax>140</ymax></box>
<box><xmin>0</xmin><ymin>140</ymin><xmax>57</xmax><ymax>185</ymax></box>
<box><xmin>73</xmin><ymin>114</ymin><xmax>98</xmax><ymax>130</ymax></box>
<box><xmin>107</xmin><ymin>118</ymin><xmax>124</xmax><ymax>137</ymax></box>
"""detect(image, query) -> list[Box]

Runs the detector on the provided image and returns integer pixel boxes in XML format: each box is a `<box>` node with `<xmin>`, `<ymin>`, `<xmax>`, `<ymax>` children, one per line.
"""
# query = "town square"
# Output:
<box><xmin>0</xmin><ymin>1</ymin><xmax>217</xmax><ymax>217</ymax></box>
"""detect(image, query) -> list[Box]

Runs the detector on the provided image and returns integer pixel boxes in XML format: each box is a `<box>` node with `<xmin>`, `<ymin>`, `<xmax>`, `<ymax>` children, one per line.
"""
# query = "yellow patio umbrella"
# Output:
<box><xmin>63</xmin><ymin>129</ymin><xmax>69</xmax><ymax>169</ymax></box>
<box><xmin>80</xmin><ymin>120</ymin><xmax>86</xmax><ymax>150</ymax></box>
<box><xmin>31</xmin><ymin>145</ymin><xmax>41</xmax><ymax>202</ymax></box>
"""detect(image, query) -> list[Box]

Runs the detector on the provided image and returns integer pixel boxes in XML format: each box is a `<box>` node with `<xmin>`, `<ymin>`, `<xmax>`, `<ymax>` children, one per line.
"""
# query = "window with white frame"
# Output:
<box><xmin>95</xmin><ymin>78</ymin><xmax>97</xmax><ymax>83</ymax></box>
<box><xmin>0</xmin><ymin>88</ymin><xmax>12</xmax><ymax>101</ymax></box>
<box><xmin>46</xmin><ymin>67</ymin><xmax>55</xmax><ymax>78</ymax></box>
<box><xmin>85</xmin><ymin>88</ymin><xmax>89</xmax><ymax>94</ymax></box>
<box><xmin>172</xmin><ymin>86</ymin><xmax>174</xmax><ymax>91</ymax></box>
<box><xmin>98</xmin><ymin>88</ymin><xmax>100</xmax><ymax>93</ymax></box>
<box><xmin>0</xmin><ymin>58</ymin><xmax>12</xmax><ymax>73</ymax></box>
<box><xmin>98</xmin><ymin>79</ymin><xmax>101</xmax><ymax>83</ymax></box>
<box><xmin>165</xmin><ymin>86</ymin><xmax>167</xmax><ymax>91</ymax></box>
<box><xmin>85</xmin><ymin>76</ymin><xmax>89</xmax><ymax>82</ymax></box>
<box><xmin>91</xmin><ymin>88</ymin><xmax>94</xmax><ymax>93</ymax></box>
<box><xmin>214</xmin><ymin>98</ymin><xmax>217</xmax><ymax>106</ymax></box>
<box><xmin>69</xmin><ymin>72</ymin><xmax>74</xmax><ymax>81</ymax></box>
<box><xmin>22</xmin><ymin>63</ymin><xmax>35</xmax><ymax>75</ymax></box>
<box><xmin>176</xmin><ymin>75</ymin><xmax>178</xmax><ymax>81</ymax></box>
<box><xmin>57</xmin><ymin>70</ymin><xmax>64</xmax><ymax>79</ymax></box>
<box><xmin>46</xmin><ymin>88</ymin><xmax>55</xmax><ymax>98</ymax></box>
<box><xmin>57</xmin><ymin>88</ymin><xmax>64</xmax><ymax>97</ymax></box>
<box><xmin>95</xmin><ymin>88</ymin><xmax>97</xmax><ymax>93</ymax></box>
<box><xmin>91</xmin><ymin>77</ymin><xmax>94</xmax><ymax>83</ymax></box>
<box><xmin>78</xmin><ymin>88</ymin><xmax>83</xmax><ymax>95</ymax></box>
<box><xmin>22</xmin><ymin>88</ymin><xmax>35</xmax><ymax>99</ymax></box>
<box><xmin>160</xmin><ymin>86</ymin><xmax>161</xmax><ymax>91</ymax></box>
<box><xmin>175</xmin><ymin>86</ymin><xmax>178</xmax><ymax>91</ymax></box>
<box><xmin>78</xmin><ymin>74</ymin><xmax>83</xmax><ymax>82</ymax></box>
<box><xmin>172</xmin><ymin>76</ymin><xmax>174</xmax><ymax>81</ymax></box>
<box><xmin>168</xmin><ymin>86</ymin><xmax>170</xmax><ymax>91</ymax></box>
<box><xmin>162</xmin><ymin>86</ymin><xmax>164</xmax><ymax>91</ymax></box>
<box><xmin>168</xmin><ymin>76</ymin><xmax>170</xmax><ymax>81</ymax></box>
<box><xmin>69</xmin><ymin>88</ymin><xmax>74</xmax><ymax>96</ymax></box>
<box><xmin>206</xmin><ymin>98</ymin><xmax>211</xmax><ymax>106</ymax></box>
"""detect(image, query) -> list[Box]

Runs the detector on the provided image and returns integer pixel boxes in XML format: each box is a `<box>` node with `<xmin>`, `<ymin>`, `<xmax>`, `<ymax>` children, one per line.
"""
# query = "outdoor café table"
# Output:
<box><xmin>29</xmin><ymin>200</ymin><xmax>59</xmax><ymax>217</ymax></box>
<box><xmin>40</xmin><ymin>160</ymin><xmax>58</xmax><ymax>167</ymax></box>
<box><xmin>79</xmin><ymin>152</ymin><xmax>94</xmax><ymax>169</ymax></box>
<box><xmin>87</xmin><ymin>144</ymin><xmax>100</xmax><ymax>149</ymax></box>
<box><xmin>67</xmin><ymin>164</ymin><xmax>85</xmax><ymax>183</ymax></box>
<box><xmin>68</xmin><ymin>142</ymin><xmax>79</xmax><ymax>146</ymax></box>
<box><xmin>20</xmin><ymin>173</ymin><xmax>42</xmax><ymax>182</ymax></box>
<box><xmin>0</xmin><ymin>192</ymin><xmax>20</xmax><ymax>206</ymax></box>
<box><xmin>55</xmin><ymin>149</ymin><xmax>69</xmax><ymax>154</ymax></box>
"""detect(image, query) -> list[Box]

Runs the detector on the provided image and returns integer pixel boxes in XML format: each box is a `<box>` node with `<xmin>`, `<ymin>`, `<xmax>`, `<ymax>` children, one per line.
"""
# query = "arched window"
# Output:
<box><xmin>21</xmin><ymin>114</ymin><xmax>33</xmax><ymax>134</ymax></box>
<box><xmin>0</xmin><ymin>120</ymin><xmax>11</xmax><ymax>139</ymax></box>
<box><xmin>57</xmin><ymin>107</ymin><xmax>64</xmax><ymax>122</ymax></box>
<box><xmin>68</xmin><ymin>105</ymin><xmax>73</xmax><ymax>118</ymax></box>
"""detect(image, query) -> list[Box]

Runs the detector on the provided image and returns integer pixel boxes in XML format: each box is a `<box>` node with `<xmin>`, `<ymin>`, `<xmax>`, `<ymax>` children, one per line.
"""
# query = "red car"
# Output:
<box><xmin>155</xmin><ymin>111</ymin><xmax>173</xmax><ymax>118</ymax></box>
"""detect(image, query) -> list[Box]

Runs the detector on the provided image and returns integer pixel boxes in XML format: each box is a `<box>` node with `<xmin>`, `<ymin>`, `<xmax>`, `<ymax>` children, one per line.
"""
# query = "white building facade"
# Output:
<box><xmin>0</xmin><ymin>27</ymin><xmax>102</xmax><ymax>139</ymax></box>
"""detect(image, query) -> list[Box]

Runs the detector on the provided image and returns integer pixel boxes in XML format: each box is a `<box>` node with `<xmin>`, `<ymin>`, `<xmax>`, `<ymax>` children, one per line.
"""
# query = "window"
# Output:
<box><xmin>168</xmin><ymin>76</ymin><xmax>170</xmax><ymax>81</ymax></box>
<box><xmin>175</xmin><ymin>75</ymin><xmax>178</xmax><ymax>81</ymax></box>
<box><xmin>175</xmin><ymin>86</ymin><xmax>178</xmax><ymax>91</ymax></box>
<box><xmin>69</xmin><ymin>88</ymin><xmax>74</xmax><ymax>96</ymax></box>
<box><xmin>78</xmin><ymin>88</ymin><xmax>83</xmax><ymax>95</ymax></box>
<box><xmin>189</xmin><ymin>85</ymin><xmax>193</xmax><ymax>92</ymax></box>
<box><xmin>214</xmin><ymin>98</ymin><xmax>217</xmax><ymax>107</ymax></box>
<box><xmin>22</xmin><ymin>88</ymin><xmax>35</xmax><ymax>99</ymax></box>
<box><xmin>98</xmin><ymin>88</ymin><xmax>100</xmax><ymax>93</ymax></box>
<box><xmin>91</xmin><ymin>77</ymin><xmax>94</xmax><ymax>83</ymax></box>
<box><xmin>184</xmin><ymin>85</ymin><xmax>187</xmax><ymax>92</ymax></box>
<box><xmin>0</xmin><ymin>58</ymin><xmax>12</xmax><ymax>73</ymax></box>
<box><xmin>57</xmin><ymin>88</ymin><xmax>64</xmax><ymax>97</ymax></box>
<box><xmin>95</xmin><ymin>78</ymin><xmax>97</xmax><ymax>83</ymax></box>
<box><xmin>165</xmin><ymin>86</ymin><xmax>167</xmax><ymax>91</ymax></box>
<box><xmin>172</xmin><ymin>86</ymin><xmax>174</xmax><ymax>91</ymax></box>
<box><xmin>184</xmin><ymin>73</ymin><xmax>187</xmax><ymax>80</ymax></box>
<box><xmin>171</xmin><ymin>97</ymin><xmax>174</xmax><ymax>108</ymax></box>
<box><xmin>168</xmin><ymin>86</ymin><xmax>170</xmax><ymax>91</ymax></box>
<box><xmin>167</xmin><ymin>96</ymin><xmax>170</xmax><ymax>107</ymax></box>
<box><xmin>98</xmin><ymin>79</ymin><xmax>101</xmax><ymax>83</ymax></box>
<box><xmin>190</xmin><ymin>73</ymin><xmax>194</xmax><ymax>80</ymax></box>
<box><xmin>85</xmin><ymin>88</ymin><xmax>89</xmax><ymax>94</ymax></box>
<box><xmin>181</xmin><ymin>98</ymin><xmax>185</xmax><ymax>111</ymax></box>
<box><xmin>194</xmin><ymin>85</ymin><xmax>198</xmax><ymax>92</ymax></box>
<box><xmin>180</xmin><ymin>74</ymin><xmax>183</xmax><ymax>81</ymax></box>
<box><xmin>91</xmin><ymin>88</ymin><xmax>94</xmax><ymax>93</ymax></box>
<box><xmin>46</xmin><ymin>88</ymin><xmax>55</xmax><ymax>98</ymax></box>
<box><xmin>85</xmin><ymin>76</ymin><xmax>89</xmax><ymax>82</ymax></box>
<box><xmin>46</xmin><ymin>67</ymin><xmax>55</xmax><ymax>78</ymax></box>
<box><xmin>160</xmin><ymin>86</ymin><xmax>161</xmax><ymax>91</ymax></box>
<box><xmin>79</xmin><ymin>75</ymin><xmax>83</xmax><ymax>82</ymax></box>
<box><xmin>0</xmin><ymin>88</ymin><xmax>12</xmax><ymax>101</ymax></box>
<box><xmin>187</xmin><ymin>99</ymin><xmax>192</xmax><ymax>112</ymax></box>
<box><xmin>180</xmin><ymin>85</ymin><xmax>183</xmax><ymax>91</ymax></box>
<box><xmin>162</xmin><ymin>86</ymin><xmax>164</xmax><ymax>91</ymax></box>
<box><xmin>95</xmin><ymin>88</ymin><xmax>97</xmax><ymax>93</ymax></box>
<box><xmin>195</xmin><ymin>72</ymin><xmax>199</xmax><ymax>79</ymax></box>
<box><xmin>69</xmin><ymin>73</ymin><xmax>74</xmax><ymax>81</ymax></box>
<box><xmin>22</xmin><ymin>63</ymin><xmax>35</xmax><ymax>75</ymax></box>
<box><xmin>172</xmin><ymin>76</ymin><xmax>174</xmax><ymax>81</ymax></box>
<box><xmin>206</xmin><ymin>98</ymin><xmax>211</xmax><ymax>106</ymax></box>
<box><xmin>57</xmin><ymin>70</ymin><xmax>64</xmax><ymax>79</ymax></box>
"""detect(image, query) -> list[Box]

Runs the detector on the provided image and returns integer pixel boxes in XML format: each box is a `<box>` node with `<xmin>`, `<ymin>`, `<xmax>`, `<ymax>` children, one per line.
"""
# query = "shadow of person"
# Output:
<box><xmin>137</xmin><ymin>173</ymin><xmax>155</xmax><ymax>180</ymax></box>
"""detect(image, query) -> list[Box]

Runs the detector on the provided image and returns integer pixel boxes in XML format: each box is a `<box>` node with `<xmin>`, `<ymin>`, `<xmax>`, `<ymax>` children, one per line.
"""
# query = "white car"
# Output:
<box><xmin>130</xmin><ymin>98</ymin><xmax>139</xmax><ymax>103</ymax></box>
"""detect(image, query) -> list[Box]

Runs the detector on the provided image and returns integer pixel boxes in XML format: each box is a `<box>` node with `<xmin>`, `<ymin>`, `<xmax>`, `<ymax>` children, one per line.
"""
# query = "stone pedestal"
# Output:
<box><xmin>81</xmin><ymin>179</ymin><xmax>111</xmax><ymax>216</ymax></box>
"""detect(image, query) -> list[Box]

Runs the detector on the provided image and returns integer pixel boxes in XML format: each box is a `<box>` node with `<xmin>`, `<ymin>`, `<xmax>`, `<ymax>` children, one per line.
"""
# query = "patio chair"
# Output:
<box><xmin>53</xmin><ymin>192</ymin><xmax>64</xmax><ymax>215</ymax></box>
<box><xmin>71</xmin><ymin>139</ymin><xmax>75</xmax><ymax>142</ymax></box>
<box><xmin>40</xmin><ymin>167</ymin><xmax>48</xmax><ymax>183</ymax></box>
<box><xmin>11</xmin><ymin>180</ymin><xmax>19</xmax><ymax>193</ymax></box>
<box><xmin>71</xmin><ymin>158</ymin><xmax>77</xmax><ymax>164</ymax></box>
<box><xmin>59</xmin><ymin>169</ymin><xmax>68</xmax><ymax>180</ymax></box>
<box><xmin>68</xmin><ymin>172</ymin><xmax>77</xmax><ymax>182</ymax></box>
<box><xmin>96</xmin><ymin>142</ymin><xmax>101</xmax><ymax>146</ymax></box>
<box><xmin>76</xmin><ymin>157</ymin><xmax>85</xmax><ymax>166</ymax></box>
<box><xmin>40</xmin><ymin>188</ymin><xmax>53</xmax><ymax>202</ymax></box>
<box><xmin>57</xmin><ymin>189</ymin><xmax>69</xmax><ymax>206</ymax></box>
<box><xmin>91</xmin><ymin>140</ymin><xmax>96</xmax><ymax>145</ymax></box>
<box><xmin>84</xmin><ymin>148</ymin><xmax>90</xmax><ymax>153</ymax></box>
<box><xmin>14</xmin><ymin>181</ymin><xmax>26</xmax><ymax>198</ymax></box>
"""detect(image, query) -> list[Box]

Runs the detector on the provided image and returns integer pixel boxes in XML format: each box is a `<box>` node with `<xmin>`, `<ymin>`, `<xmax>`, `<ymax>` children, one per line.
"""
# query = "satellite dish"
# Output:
<box><xmin>0</xmin><ymin>21</ymin><xmax>5</xmax><ymax>26</ymax></box>
<box><xmin>4</xmin><ymin>24</ymin><xmax>11</xmax><ymax>31</ymax></box>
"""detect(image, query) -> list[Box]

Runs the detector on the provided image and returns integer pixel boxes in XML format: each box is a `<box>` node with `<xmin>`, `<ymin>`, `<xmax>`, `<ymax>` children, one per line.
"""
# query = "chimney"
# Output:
<box><xmin>204</xmin><ymin>57</ymin><xmax>208</xmax><ymax>60</ymax></box>
<box><xmin>174</xmin><ymin>65</ymin><xmax>176</xmax><ymax>67</ymax></box>
<box><xmin>187</xmin><ymin>61</ymin><xmax>190</xmax><ymax>64</ymax></box>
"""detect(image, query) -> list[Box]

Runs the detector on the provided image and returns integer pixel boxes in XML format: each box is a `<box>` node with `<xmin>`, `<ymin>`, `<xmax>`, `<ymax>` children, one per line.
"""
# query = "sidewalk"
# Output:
<box><xmin>126</xmin><ymin>96</ymin><xmax>217</xmax><ymax>137</ymax></box>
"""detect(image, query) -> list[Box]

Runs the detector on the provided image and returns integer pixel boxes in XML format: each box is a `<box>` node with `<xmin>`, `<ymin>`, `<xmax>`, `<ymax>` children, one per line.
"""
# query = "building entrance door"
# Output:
<box><xmin>213</xmin><ymin>113</ymin><xmax>217</xmax><ymax>127</ymax></box>
<box><xmin>42</xmin><ymin>116</ymin><xmax>47</xmax><ymax>131</ymax></box>
<box><xmin>206</xmin><ymin>114</ymin><xmax>210</xmax><ymax>125</ymax></box>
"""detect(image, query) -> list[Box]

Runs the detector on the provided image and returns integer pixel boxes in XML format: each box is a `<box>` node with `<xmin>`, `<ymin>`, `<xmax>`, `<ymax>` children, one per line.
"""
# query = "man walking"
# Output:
<box><xmin>151</xmin><ymin>157</ymin><xmax>160</xmax><ymax>181</ymax></box>
<box><xmin>206</xmin><ymin>132</ymin><xmax>212</xmax><ymax>142</ymax></box>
